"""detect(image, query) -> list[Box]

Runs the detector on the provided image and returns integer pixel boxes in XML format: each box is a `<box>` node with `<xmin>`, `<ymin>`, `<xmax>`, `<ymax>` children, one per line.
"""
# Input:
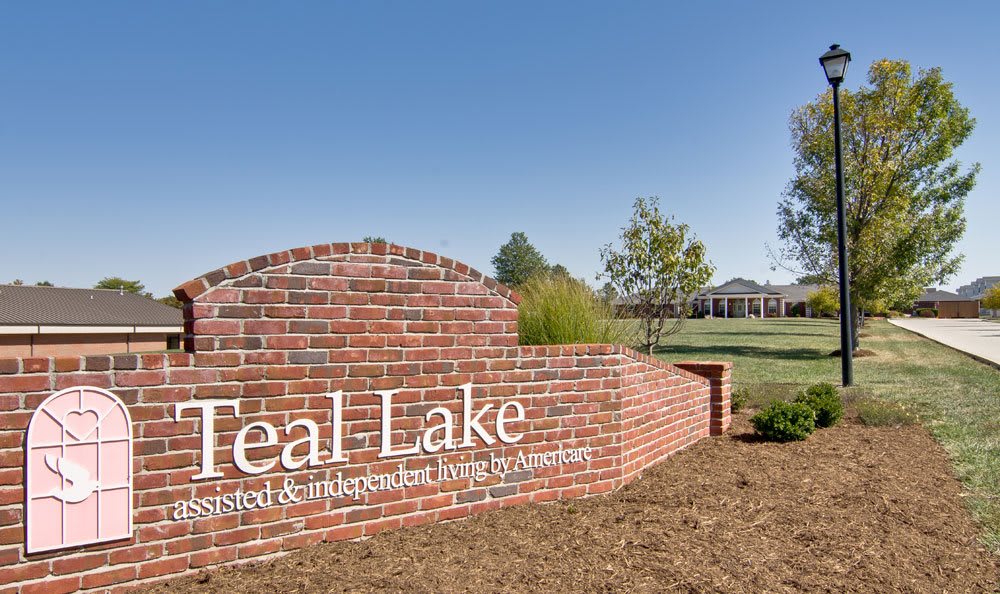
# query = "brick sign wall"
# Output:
<box><xmin>0</xmin><ymin>242</ymin><xmax>731</xmax><ymax>592</ymax></box>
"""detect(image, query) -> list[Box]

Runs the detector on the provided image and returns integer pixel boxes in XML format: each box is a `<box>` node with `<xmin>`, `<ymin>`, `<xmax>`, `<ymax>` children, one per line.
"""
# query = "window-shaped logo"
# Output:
<box><xmin>25</xmin><ymin>386</ymin><xmax>133</xmax><ymax>553</ymax></box>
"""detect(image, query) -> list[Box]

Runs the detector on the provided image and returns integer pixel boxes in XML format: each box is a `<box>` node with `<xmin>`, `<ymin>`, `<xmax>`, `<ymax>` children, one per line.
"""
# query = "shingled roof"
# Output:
<box><xmin>698</xmin><ymin>278</ymin><xmax>784</xmax><ymax>297</ymax></box>
<box><xmin>0</xmin><ymin>285</ymin><xmax>183</xmax><ymax>327</ymax></box>
<box><xmin>917</xmin><ymin>288</ymin><xmax>975</xmax><ymax>303</ymax></box>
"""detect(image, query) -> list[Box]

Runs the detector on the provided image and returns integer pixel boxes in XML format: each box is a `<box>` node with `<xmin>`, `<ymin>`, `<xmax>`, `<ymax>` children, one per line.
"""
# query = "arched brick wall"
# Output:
<box><xmin>0</xmin><ymin>243</ymin><xmax>731</xmax><ymax>592</ymax></box>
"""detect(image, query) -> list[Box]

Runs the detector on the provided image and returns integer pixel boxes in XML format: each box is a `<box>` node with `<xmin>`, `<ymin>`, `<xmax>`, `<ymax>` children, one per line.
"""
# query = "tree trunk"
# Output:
<box><xmin>851</xmin><ymin>304</ymin><xmax>861</xmax><ymax>349</ymax></box>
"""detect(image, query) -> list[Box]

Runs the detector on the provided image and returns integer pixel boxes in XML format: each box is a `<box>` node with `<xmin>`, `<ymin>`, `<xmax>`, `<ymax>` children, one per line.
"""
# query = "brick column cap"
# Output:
<box><xmin>673</xmin><ymin>361</ymin><xmax>733</xmax><ymax>372</ymax></box>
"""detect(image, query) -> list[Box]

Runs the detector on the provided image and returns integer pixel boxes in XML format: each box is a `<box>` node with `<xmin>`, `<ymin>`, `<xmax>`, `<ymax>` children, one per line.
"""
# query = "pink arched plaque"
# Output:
<box><xmin>25</xmin><ymin>386</ymin><xmax>133</xmax><ymax>553</ymax></box>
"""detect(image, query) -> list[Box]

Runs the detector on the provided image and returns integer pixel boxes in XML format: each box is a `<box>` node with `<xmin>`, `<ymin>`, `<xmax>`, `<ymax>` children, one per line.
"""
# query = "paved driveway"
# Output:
<box><xmin>888</xmin><ymin>318</ymin><xmax>1000</xmax><ymax>368</ymax></box>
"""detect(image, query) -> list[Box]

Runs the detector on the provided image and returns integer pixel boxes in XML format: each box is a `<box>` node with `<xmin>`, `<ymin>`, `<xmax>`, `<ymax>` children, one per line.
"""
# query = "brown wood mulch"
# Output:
<box><xmin>146</xmin><ymin>413</ymin><xmax>1000</xmax><ymax>593</ymax></box>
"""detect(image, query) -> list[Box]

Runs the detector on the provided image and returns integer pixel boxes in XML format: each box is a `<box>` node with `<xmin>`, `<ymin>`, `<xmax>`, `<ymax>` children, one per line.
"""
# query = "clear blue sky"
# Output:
<box><xmin>2</xmin><ymin>1</ymin><xmax>996</xmax><ymax>297</ymax></box>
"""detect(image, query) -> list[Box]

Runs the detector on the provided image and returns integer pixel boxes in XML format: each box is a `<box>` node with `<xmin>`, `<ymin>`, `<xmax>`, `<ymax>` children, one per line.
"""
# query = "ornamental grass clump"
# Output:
<box><xmin>857</xmin><ymin>399</ymin><xmax>918</xmax><ymax>427</ymax></box>
<box><xmin>794</xmin><ymin>382</ymin><xmax>844</xmax><ymax>428</ymax></box>
<box><xmin>750</xmin><ymin>401</ymin><xmax>815</xmax><ymax>442</ymax></box>
<box><xmin>730</xmin><ymin>386</ymin><xmax>749</xmax><ymax>413</ymax></box>
<box><xmin>517</xmin><ymin>274</ymin><xmax>631</xmax><ymax>346</ymax></box>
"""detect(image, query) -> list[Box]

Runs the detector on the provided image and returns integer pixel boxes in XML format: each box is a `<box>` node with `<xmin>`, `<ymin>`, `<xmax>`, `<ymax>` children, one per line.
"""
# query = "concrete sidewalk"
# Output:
<box><xmin>888</xmin><ymin>318</ymin><xmax>1000</xmax><ymax>368</ymax></box>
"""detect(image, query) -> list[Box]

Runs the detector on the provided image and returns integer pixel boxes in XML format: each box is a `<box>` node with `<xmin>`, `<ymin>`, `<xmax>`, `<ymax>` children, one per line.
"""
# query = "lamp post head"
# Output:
<box><xmin>820</xmin><ymin>44</ymin><xmax>851</xmax><ymax>86</ymax></box>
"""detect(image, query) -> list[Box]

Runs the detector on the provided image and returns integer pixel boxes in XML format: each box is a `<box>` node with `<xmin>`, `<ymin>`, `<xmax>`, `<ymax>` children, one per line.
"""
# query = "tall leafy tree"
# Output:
<box><xmin>601</xmin><ymin>197</ymin><xmax>714</xmax><ymax>354</ymax></box>
<box><xmin>491</xmin><ymin>232</ymin><xmax>549</xmax><ymax>288</ymax></box>
<box><xmin>772</xmin><ymin>59</ymin><xmax>978</xmax><ymax>345</ymax></box>
<box><xmin>95</xmin><ymin>277</ymin><xmax>152</xmax><ymax>298</ymax></box>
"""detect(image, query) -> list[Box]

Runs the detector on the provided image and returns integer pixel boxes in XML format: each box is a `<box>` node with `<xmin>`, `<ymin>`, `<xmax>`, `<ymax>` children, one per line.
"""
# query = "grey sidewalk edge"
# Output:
<box><xmin>887</xmin><ymin>319</ymin><xmax>1000</xmax><ymax>371</ymax></box>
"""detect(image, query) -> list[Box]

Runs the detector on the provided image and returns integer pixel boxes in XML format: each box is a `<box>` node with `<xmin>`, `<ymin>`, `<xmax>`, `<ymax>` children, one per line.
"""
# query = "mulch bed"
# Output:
<box><xmin>146</xmin><ymin>412</ymin><xmax>1000</xmax><ymax>593</ymax></box>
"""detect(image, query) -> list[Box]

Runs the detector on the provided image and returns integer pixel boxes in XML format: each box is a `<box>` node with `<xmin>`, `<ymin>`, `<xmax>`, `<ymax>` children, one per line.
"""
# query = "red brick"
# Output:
<box><xmin>190</xmin><ymin>546</ymin><xmax>238</xmax><ymax>568</ymax></box>
<box><xmin>51</xmin><ymin>552</ymin><xmax>108</xmax><ymax>575</ymax></box>
<box><xmin>0</xmin><ymin>375</ymin><xmax>48</xmax><ymax>392</ymax></box>
<box><xmin>22</xmin><ymin>576</ymin><xmax>80</xmax><ymax>594</ymax></box>
<box><xmin>138</xmin><ymin>556</ymin><xmax>188</xmax><ymax>579</ymax></box>
<box><xmin>0</xmin><ymin>561</ymin><xmax>48</xmax><ymax>585</ymax></box>
<box><xmin>115</xmin><ymin>370</ymin><xmax>166</xmax><ymax>387</ymax></box>
<box><xmin>82</xmin><ymin>566</ymin><xmax>137</xmax><ymax>589</ymax></box>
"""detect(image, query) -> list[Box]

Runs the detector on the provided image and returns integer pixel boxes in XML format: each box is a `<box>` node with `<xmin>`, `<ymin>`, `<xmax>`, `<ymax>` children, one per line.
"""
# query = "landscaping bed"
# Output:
<box><xmin>147</xmin><ymin>410</ymin><xmax>999</xmax><ymax>593</ymax></box>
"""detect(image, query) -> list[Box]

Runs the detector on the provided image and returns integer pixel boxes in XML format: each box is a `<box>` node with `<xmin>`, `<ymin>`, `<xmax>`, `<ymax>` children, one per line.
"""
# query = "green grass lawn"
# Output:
<box><xmin>652</xmin><ymin>317</ymin><xmax>1000</xmax><ymax>551</ymax></box>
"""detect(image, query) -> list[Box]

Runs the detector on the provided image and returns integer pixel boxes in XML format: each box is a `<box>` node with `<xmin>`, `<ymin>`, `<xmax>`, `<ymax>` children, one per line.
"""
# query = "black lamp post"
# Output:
<box><xmin>819</xmin><ymin>44</ymin><xmax>854</xmax><ymax>386</ymax></box>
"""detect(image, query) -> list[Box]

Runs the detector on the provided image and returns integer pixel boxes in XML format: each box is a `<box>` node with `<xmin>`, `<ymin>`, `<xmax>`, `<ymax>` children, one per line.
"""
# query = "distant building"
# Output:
<box><xmin>0</xmin><ymin>285</ymin><xmax>182</xmax><ymax>357</ymax></box>
<box><xmin>694</xmin><ymin>279</ymin><xmax>822</xmax><ymax>318</ymax></box>
<box><xmin>957</xmin><ymin>276</ymin><xmax>1000</xmax><ymax>300</ymax></box>
<box><xmin>914</xmin><ymin>287</ymin><xmax>980</xmax><ymax>319</ymax></box>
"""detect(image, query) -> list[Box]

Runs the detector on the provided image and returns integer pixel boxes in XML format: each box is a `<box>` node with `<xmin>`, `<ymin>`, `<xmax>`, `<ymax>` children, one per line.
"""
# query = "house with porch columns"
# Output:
<box><xmin>695</xmin><ymin>279</ymin><xmax>820</xmax><ymax>318</ymax></box>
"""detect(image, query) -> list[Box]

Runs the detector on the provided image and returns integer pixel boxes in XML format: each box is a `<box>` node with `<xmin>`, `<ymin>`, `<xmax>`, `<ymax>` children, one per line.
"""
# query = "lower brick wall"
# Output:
<box><xmin>0</xmin><ymin>347</ymin><xmax>730</xmax><ymax>593</ymax></box>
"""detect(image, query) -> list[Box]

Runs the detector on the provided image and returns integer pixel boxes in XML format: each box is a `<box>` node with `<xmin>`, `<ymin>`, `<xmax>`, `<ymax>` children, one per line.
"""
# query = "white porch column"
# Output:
<box><xmin>724</xmin><ymin>299</ymin><xmax>728</xmax><ymax>319</ymax></box>
<box><xmin>744</xmin><ymin>297</ymin><xmax>749</xmax><ymax>318</ymax></box>
<box><xmin>780</xmin><ymin>298</ymin><xmax>785</xmax><ymax>317</ymax></box>
<box><xmin>762</xmin><ymin>297</ymin><xmax>767</xmax><ymax>318</ymax></box>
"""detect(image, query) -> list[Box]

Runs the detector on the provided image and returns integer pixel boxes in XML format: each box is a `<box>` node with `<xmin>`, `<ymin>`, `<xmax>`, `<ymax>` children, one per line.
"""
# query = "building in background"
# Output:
<box><xmin>0</xmin><ymin>285</ymin><xmax>182</xmax><ymax>357</ymax></box>
<box><xmin>913</xmin><ymin>288</ymin><xmax>981</xmax><ymax>319</ymax></box>
<box><xmin>957</xmin><ymin>276</ymin><xmax>999</xmax><ymax>315</ymax></box>
<box><xmin>957</xmin><ymin>276</ymin><xmax>1000</xmax><ymax>299</ymax></box>
<box><xmin>694</xmin><ymin>279</ymin><xmax>822</xmax><ymax>318</ymax></box>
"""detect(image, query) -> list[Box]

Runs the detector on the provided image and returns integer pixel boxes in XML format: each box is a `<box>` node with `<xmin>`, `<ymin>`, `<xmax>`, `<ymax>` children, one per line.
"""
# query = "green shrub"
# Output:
<box><xmin>885</xmin><ymin>310</ymin><xmax>903</xmax><ymax>319</ymax></box>
<box><xmin>517</xmin><ymin>274</ymin><xmax>631</xmax><ymax>346</ymax></box>
<box><xmin>794</xmin><ymin>382</ymin><xmax>844</xmax><ymax>428</ymax></box>
<box><xmin>916</xmin><ymin>308</ymin><xmax>938</xmax><ymax>318</ymax></box>
<box><xmin>730</xmin><ymin>386</ymin><xmax>749</xmax><ymax>413</ymax></box>
<box><xmin>856</xmin><ymin>399</ymin><xmax>917</xmax><ymax>427</ymax></box>
<box><xmin>750</xmin><ymin>401</ymin><xmax>815</xmax><ymax>442</ymax></box>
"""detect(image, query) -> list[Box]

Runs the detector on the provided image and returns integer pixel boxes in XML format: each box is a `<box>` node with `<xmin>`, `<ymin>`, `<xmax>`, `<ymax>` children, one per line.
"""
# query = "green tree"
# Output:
<box><xmin>600</xmin><ymin>197</ymin><xmax>715</xmax><ymax>354</ymax></box>
<box><xmin>362</xmin><ymin>236</ymin><xmax>387</xmax><ymax>243</ymax></box>
<box><xmin>10</xmin><ymin>279</ymin><xmax>24</xmax><ymax>286</ymax></box>
<box><xmin>772</xmin><ymin>59</ymin><xmax>977</xmax><ymax>346</ymax></box>
<box><xmin>158</xmin><ymin>295</ymin><xmax>184</xmax><ymax>309</ymax></box>
<box><xmin>805</xmin><ymin>286</ymin><xmax>839</xmax><ymax>317</ymax></box>
<box><xmin>598</xmin><ymin>282</ymin><xmax>617</xmax><ymax>305</ymax></box>
<box><xmin>95</xmin><ymin>277</ymin><xmax>151</xmax><ymax>297</ymax></box>
<box><xmin>35</xmin><ymin>281</ymin><xmax>54</xmax><ymax>287</ymax></box>
<box><xmin>982</xmin><ymin>283</ymin><xmax>1000</xmax><ymax>318</ymax></box>
<box><xmin>491</xmin><ymin>232</ymin><xmax>549</xmax><ymax>288</ymax></box>
<box><xmin>549</xmin><ymin>264</ymin><xmax>571</xmax><ymax>278</ymax></box>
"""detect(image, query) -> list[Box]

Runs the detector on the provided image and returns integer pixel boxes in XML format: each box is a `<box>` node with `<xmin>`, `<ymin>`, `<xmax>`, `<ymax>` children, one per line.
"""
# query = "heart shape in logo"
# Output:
<box><xmin>63</xmin><ymin>409</ymin><xmax>100</xmax><ymax>441</ymax></box>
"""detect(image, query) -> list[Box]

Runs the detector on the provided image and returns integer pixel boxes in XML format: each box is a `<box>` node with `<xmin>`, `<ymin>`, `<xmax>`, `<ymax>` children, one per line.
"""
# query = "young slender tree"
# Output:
<box><xmin>491</xmin><ymin>232</ymin><xmax>550</xmax><ymax>288</ymax></box>
<box><xmin>805</xmin><ymin>286</ymin><xmax>839</xmax><ymax>317</ymax></box>
<box><xmin>600</xmin><ymin>197</ymin><xmax>714</xmax><ymax>355</ymax></box>
<box><xmin>982</xmin><ymin>283</ymin><xmax>1000</xmax><ymax>318</ymax></box>
<box><xmin>771</xmin><ymin>59</ymin><xmax>978</xmax><ymax>346</ymax></box>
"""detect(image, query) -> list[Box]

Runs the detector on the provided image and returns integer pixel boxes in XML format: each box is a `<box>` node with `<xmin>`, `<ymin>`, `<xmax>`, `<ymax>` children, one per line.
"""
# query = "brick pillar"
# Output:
<box><xmin>674</xmin><ymin>361</ymin><xmax>732</xmax><ymax>435</ymax></box>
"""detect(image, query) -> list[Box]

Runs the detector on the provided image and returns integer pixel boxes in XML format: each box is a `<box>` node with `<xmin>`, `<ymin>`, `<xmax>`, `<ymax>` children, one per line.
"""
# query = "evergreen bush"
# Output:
<box><xmin>750</xmin><ymin>401</ymin><xmax>815</xmax><ymax>442</ymax></box>
<box><xmin>794</xmin><ymin>382</ymin><xmax>844</xmax><ymax>428</ymax></box>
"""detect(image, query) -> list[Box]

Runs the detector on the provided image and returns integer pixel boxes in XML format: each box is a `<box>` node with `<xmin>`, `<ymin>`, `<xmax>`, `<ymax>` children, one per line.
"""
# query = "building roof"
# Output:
<box><xmin>698</xmin><ymin>278</ymin><xmax>783</xmax><ymax>297</ymax></box>
<box><xmin>917</xmin><ymin>288</ymin><xmax>977</xmax><ymax>303</ymax></box>
<box><xmin>765</xmin><ymin>284</ymin><xmax>821</xmax><ymax>303</ymax></box>
<box><xmin>0</xmin><ymin>285</ymin><xmax>183</xmax><ymax>327</ymax></box>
